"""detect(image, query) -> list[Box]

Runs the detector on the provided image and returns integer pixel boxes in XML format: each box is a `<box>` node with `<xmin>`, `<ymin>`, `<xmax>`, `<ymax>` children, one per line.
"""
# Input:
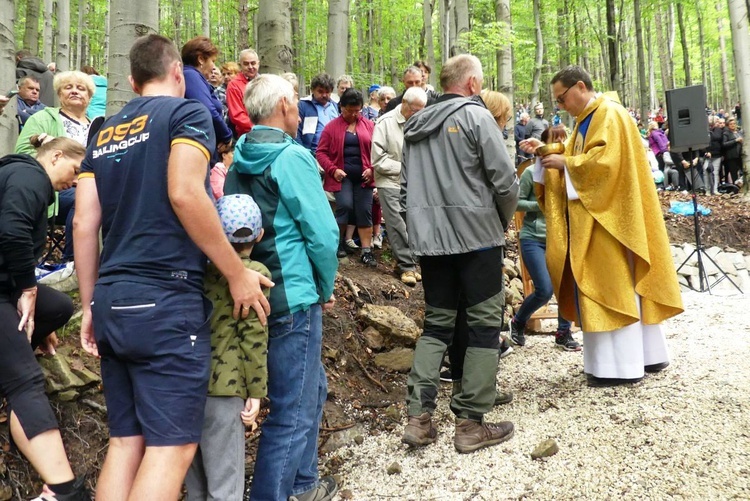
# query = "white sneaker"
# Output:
<box><xmin>345</xmin><ymin>239</ymin><xmax>359</xmax><ymax>250</ymax></box>
<box><xmin>372</xmin><ymin>234</ymin><xmax>383</xmax><ymax>249</ymax></box>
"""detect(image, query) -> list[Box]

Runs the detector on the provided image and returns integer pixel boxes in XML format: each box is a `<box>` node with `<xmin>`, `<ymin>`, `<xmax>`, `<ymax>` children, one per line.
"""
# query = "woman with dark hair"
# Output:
<box><xmin>0</xmin><ymin>136</ymin><xmax>90</xmax><ymax>501</ymax></box>
<box><xmin>316</xmin><ymin>89</ymin><xmax>377</xmax><ymax>265</ymax></box>
<box><xmin>722</xmin><ymin>117</ymin><xmax>744</xmax><ymax>185</ymax></box>
<box><xmin>182</xmin><ymin>36</ymin><xmax>233</xmax><ymax>150</ymax></box>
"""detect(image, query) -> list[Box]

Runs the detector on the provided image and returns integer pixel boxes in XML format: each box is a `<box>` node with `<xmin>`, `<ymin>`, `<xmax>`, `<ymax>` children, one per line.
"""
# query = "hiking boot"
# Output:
<box><xmin>499</xmin><ymin>337</ymin><xmax>514</xmax><ymax>358</ymax></box>
<box><xmin>402</xmin><ymin>412</ymin><xmax>438</xmax><ymax>447</ymax></box>
<box><xmin>645</xmin><ymin>361</ymin><xmax>670</xmax><ymax>373</ymax></box>
<box><xmin>555</xmin><ymin>329</ymin><xmax>582</xmax><ymax>352</ymax></box>
<box><xmin>361</xmin><ymin>251</ymin><xmax>377</xmax><ymax>267</ymax></box>
<box><xmin>288</xmin><ymin>476</ymin><xmax>339</xmax><ymax>501</ymax></box>
<box><xmin>494</xmin><ymin>391</ymin><xmax>513</xmax><ymax>406</ymax></box>
<box><xmin>336</xmin><ymin>243</ymin><xmax>347</xmax><ymax>258</ymax></box>
<box><xmin>454</xmin><ymin>418</ymin><xmax>514</xmax><ymax>454</ymax></box>
<box><xmin>440</xmin><ymin>368</ymin><xmax>460</xmax><ymax>383</ymax></box>
<box><xmin>401</xmin><ymin>270</ymin><xmax>418</xmax><ymax>286</ymax></box>
<box><xmin>510</xmin><ymin>318</ymin><xmax>526</xmax><ymax>346</ymax></box>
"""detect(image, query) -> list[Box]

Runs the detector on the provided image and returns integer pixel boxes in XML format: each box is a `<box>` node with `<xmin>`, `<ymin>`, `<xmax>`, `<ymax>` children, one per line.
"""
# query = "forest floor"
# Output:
<box><xmin>0</xmin><ymin>190</ymin><xmax>749</xmax><ymax>499</ymax></box>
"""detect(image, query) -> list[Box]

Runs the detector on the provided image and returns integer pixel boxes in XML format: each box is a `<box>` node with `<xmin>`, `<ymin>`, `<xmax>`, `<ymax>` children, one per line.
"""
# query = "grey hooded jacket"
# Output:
<box><xmin>400</xmin><ymin>95</ymin><xmax>519</xmax><ymax>256</ymax></box>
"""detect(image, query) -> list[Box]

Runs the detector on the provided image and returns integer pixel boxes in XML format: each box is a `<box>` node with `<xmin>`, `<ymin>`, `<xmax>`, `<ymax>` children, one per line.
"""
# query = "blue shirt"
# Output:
<box><xmin>296</xmin><ymin>97</ymin><xmax>338</xmax><ymax>154</ymax></box>
<box><xmin>81</xmin><ymin>96</ymin><xmax>216</xmax><ymax>291</ymax></box>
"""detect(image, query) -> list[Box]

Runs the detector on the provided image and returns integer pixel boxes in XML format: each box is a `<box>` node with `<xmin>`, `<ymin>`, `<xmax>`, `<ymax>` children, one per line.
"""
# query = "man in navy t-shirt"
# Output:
<box><xmin>74</xmin><ymin>34</ymin><xmax>273</xmax><ymax>500</ymax></box>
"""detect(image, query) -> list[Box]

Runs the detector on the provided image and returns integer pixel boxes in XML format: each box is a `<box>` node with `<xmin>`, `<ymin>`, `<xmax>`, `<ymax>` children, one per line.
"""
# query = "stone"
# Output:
<box><xmin>706</xmin><ymin>246</ymin><xmax>722</xmax><ymax>259</ymax></box>
<box><xmin>0</xmin><ymin>485</ymin><xmax>12</xmax><ymax>501</ymax></box>
<box><xmin>56</xmin><ymin>390</ymin><xmax>79</xmax><ymax>402</ymax></box>
<box><xmin>715</xmin><ymin>253</ymin><xmax>738</xmax><ymax>276</ymax></box>
<box><xmin>373</xmin><ymin>348</ymin><xmax>414</xmax><ymax>372</ymax></box>
<box><xmin>386</xmin><ymin>462</ymin><xmax>402</xmax><ymax>475</ymax></box>
<box><xmin>678</xmin><ymin>275</ymin><xmax>689</xmax><ymax>287</ymax></box>
<box><xmin>384</xmin><ymin>405</ymin><xmax>401</xmax><ymax>423</ymax></box>
<box><xmin>70</xmin><ymin>366</ymin><xmax>101</xmax><ymax>387</ymax></box>
<box><xmin>357</xmin><ymin>305</ymin><xmax>421</xmax><ymax>347</ymax></box>
<box><xmin>320</xmin><ymin>423</ymin><xmax>367</xmax><ymax>454</ymax></box>
<box><xmin>503</xmin><ymin>258</ymin><xmax>518</xmax><ymax>279</ymax></box>
<box><xmin>672</xmin><ymin>246</ymin><xmax>687</xmax><ymax>266</ymax></box>
<box><xmin>362</xmin><ymin>326</ymin><xmax>384</xmax><ymax>351</ymax></box>
<box><xmin>745</xmin><ymin>255</ymin><xmax>750</xmax><ymax>271</ymax></box>
<box><xmin>682</xmin><ymin>242</ymin><xmax>696</xmax><ymax>261</ymax></box>
<box><xmin>510</xmin><ymin>277</ymin><xmax>524</xmax><ymax>295</ymax></box>
<box><xmin>678</xmin><ymin>265</ymin><xmax>698</xmax><ymax>277</ymax></box>
<box><xmin>730</xmin><ymin>252</ymin><xmax>746</xmax><ymax>270</ymax></box>
<box><xmin>339</xmin><ymin>490</ymin><xmax>355</xmax><ymax>500</ymax></box>
<box><xmin>737</xmin><ymin>269</ymin><xmax>750</xmax><ymax>293</ymax></box>
<box><xmin>38</xmin><ymin>354</ymin><xmax>87</xmax><ymax>394</ymax></box>
<box><xmin>531</xmin><ymin>438</ymin><xmax>559</xmax><ymax>459</ymax></box>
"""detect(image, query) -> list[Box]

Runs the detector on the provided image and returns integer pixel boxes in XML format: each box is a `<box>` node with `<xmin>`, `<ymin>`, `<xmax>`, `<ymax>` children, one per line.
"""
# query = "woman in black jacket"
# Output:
<box><xmin>722</xmin><ymin>117</ymin><xmax>744</xmax><ymax>185</ymax></box>
<box><xmin>0</xmin><ymin>135</ymin><xmax>91</xmax><ymax>500</ymax></box>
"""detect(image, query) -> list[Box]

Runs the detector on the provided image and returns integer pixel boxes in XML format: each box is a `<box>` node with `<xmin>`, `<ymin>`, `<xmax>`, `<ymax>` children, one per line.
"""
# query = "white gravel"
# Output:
<box><xmin>329</xmin><ymin>290</ymin><xmax>750</xmax><ymax>500</ymax></box>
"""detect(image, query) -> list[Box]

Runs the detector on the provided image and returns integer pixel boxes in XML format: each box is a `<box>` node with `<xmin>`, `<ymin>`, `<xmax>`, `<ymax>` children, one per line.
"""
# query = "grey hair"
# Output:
<box><xmin>243</xmin><ymin>74</ymin><xmax>295</xmax><ymax>124</ymax></box>
<box><xmin>403</xmin><ymin>86</ymin><xmax>427</xmax><ymax>106</ymax></box>
<box><xmin>403</xmin><ymin>65</ymin><xmax>423</xmax><ymax>78</ymax></box>
<box><xmin>378</xmin><ymin>86</ymin><xmax>396</xmax><ymax>99</ymax></box>
<box><xmin>239</xmin><ymin>48</ymin><xmax>258</xmax><ymax>60</ymax></box>
<box><xmin>440</xmin><ymin>54</ymin><xmax>483</xmax><ymax>91</ymax></box>
<box><xmin>336</xmin><ymin>74</ymin><xmax>354</xmax><ymax>87</ymax></box>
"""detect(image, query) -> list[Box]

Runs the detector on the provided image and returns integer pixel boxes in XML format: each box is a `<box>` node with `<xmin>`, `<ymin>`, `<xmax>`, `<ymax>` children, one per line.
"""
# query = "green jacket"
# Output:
<box><xmin>204</xmin><ymin>259</ymin><xmax>271</xmax><ymax>399</ymax></box>
<box><xmin>518</xmin><ymin>167</ymin><xmax>546</xmax><ymax>243</ymax></box>
<box><xmin>15</xmin><ymin>107</ymin><xmax>65</xmax><ymax>156</ymax></box>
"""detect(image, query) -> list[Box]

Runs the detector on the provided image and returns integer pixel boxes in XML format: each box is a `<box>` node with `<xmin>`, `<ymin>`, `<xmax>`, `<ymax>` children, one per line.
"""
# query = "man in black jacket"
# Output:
<box><xmin>705</xmin><ymin>116</ymin><xmax>725</xmax><ymax>194</ymax></box>
<box><xmin>15</xmin><ymin>50</ymin><xmax>55</xmax><ymax>107</ymax></box>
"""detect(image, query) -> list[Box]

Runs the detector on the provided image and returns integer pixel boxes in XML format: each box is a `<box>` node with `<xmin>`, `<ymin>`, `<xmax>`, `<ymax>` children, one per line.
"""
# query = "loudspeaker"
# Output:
<box><xmin>665</xmin><ymin>85</ymin><xmax>710</xmax><ymax>152</ymax></box>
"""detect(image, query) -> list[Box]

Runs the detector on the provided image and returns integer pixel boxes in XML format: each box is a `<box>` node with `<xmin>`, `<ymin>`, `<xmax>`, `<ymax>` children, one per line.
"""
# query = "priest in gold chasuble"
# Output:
<box><xmin>521</xmin><ymin>66</ymin><xmax>683</xmax><ymax>387</ymax></box>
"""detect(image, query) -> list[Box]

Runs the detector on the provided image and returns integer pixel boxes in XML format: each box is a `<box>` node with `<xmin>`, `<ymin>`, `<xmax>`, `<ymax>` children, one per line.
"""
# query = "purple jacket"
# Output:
<box><xmin>184</xmin><ymin>65</ymin><xmax>232</xmax><ymax>143</ymax></box>
<box><xmin>648</xmin><ymin>129</ymin><xmax>669</xmax><ymax>155</ymax></box>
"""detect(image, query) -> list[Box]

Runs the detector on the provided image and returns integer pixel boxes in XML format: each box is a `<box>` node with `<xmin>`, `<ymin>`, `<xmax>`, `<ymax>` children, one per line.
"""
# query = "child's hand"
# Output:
<box><xmin>241</xmin><ymin>397</ymin><xmax>261</xmax><ymax>429</ymax></box>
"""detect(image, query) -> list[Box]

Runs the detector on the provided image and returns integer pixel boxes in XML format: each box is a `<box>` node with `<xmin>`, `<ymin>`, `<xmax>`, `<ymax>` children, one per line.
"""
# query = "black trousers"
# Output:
<box><xmin>0</xmin><ymin>284</ymin><xmax>74</xmax><ymax>440</ymax></box>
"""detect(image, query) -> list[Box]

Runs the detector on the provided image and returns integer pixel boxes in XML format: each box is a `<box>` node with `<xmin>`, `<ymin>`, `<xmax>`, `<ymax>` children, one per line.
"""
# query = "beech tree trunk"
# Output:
<box><xmin>605</xmin><ymin>0</ymin><xmax>620</xmax><ymax>94</ymax></box>
<box><xmin>634</xmin><ymin>0</ymin><xmax>648</xmax><ymax>123</ymax></box>
<box><xmin>656</xmin><ymin>6</ymin><xmax>672</xmax><ymax>92</ymax></box>
<box><xmin>325</xmin><ymin>0</ymin><xmax>349</xmax><ymax>79</ymax></box>
<box><xmin>676</xmin><ymin>2</ymin><xmax>691</xmax><ymax>86</ymax></box>
<box><xmin>440</xmin><ymin>0</ymin><xmax>449</xmax><ymax>62</ymax></box>
<box><xmin>42</xmin><ymin>0</ymin><xmax>52</xmax><ymax>62</ymax></box>
<box><xmin>530</xmin><ymin>0</ymin><xmax>543</xmax><ymax>105</ymax></box>
<box><xmin>0</xmin><ymin>0</ymin><xmax>17</xmax><ymax>155</ymax></box>
<box><xmin>108</xmin><ymin>0</ymin><xmax>158</xmax><ymax>115</ymax></box>
<box><xmin>423</xmin><ymin>0</ymin><xmax>436</xmax><ymax>87</ymax></box>
<box><xmin>695</xmin><ymin>0</ymin><xmax>708</xmax><ymax>88</ymax></box>
<box><xmin>495</xmin><ymin>0</ymin><xmax>514</xmax><ymax>161</ymax></box>
<box><xmin>258</xmin><ymin>0</ymin><xmax>292</xmax><ymax>75</ymax></box>
<box><xmin>239</xmin><ymin>0</ymin><xmax>249</xmax><ymax>49</ymax></box>
<box><xmin>202</xmin><ymin>0</ymin><xmax>210</xmax><ymax>36</ymax></box>
<box><xmin>716</xmin><ymin>0</ymin><xmax>731</xmax><ymax>110</ymax></box>
<box><xmin>103</xmin><ymin>0</ymin><xmax>110</xmax><ymax>70</ymax></box>
<box><xmin>23</xmin><ymin>0</ymin><xmax>40</xmax><ymax>54</ymax></box>
<box><xmin>56</xmin><ymin>0</ymin><xmax>70</xmax><ymax>71</ymax></box>
<box><xmin>171</xmin><ymin>0</ymin><xmax>181</xmax><ymax>48</ymax></box>
<box><xmin>75</xmin><ymin>0</ymin><xmax>86</xmax><ymax>69</ymax></box>
<box><xmin>726</xmin><ymin>0</ymin><xmax>750</xmax><ymax>188</ymax></box>
<box><xmin>452</xmin><ymin>0</ymin><xmax>469</xmax><ymax>56</ymax></box>
<box><xmin>557</xmin><ymin>0</ymin><xmax>569</xmax><ymax>68</ymax></box>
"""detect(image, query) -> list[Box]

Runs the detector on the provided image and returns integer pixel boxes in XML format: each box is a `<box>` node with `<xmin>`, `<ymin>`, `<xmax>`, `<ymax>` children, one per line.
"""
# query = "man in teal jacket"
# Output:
<box><xmin>223</xmin><ymin>73</ymin><xmax>340</xmax><ymax>501</ymax></box>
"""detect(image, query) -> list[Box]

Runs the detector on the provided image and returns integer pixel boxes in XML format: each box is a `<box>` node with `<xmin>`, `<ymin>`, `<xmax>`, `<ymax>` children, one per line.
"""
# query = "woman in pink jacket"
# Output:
<box><xmin>316</xmin><ymin>89</ymin><xmax>377</xmax><ymax>266</ymax></box>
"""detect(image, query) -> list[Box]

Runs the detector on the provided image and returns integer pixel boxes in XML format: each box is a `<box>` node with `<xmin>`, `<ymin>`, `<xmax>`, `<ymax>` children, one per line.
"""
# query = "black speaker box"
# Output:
<box><xmin>665</xmin><ymin>85</ymin><xmax>710</xmax><ymax>152</ymax></box>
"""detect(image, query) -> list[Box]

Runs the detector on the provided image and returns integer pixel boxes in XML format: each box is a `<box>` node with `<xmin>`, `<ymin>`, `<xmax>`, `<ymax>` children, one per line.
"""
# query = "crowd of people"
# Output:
<box><xmin>0</xmin><ymin>29</ymin><xmax>737</xmax><ymax>501</ymax></box>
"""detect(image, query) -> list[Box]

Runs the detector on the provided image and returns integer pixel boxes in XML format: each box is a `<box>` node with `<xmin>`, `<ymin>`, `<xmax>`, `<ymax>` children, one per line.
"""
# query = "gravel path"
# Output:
<box><xmin>330</xmin><ymin>290</ymin><xmax>750</xmax><ymax>500</ymax></box>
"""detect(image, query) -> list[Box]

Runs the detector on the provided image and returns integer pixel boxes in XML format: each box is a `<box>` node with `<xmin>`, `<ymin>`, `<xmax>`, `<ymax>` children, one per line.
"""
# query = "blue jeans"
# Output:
<box><xmin>249</xmin><ymin>304</ymin><xmax>327</xmax><ymax>501</ymax></box>
<box><xmin>515</xmin><ymin>238</ymin><xmax>571</xmax><ymax>330</ymax></box>
<box><xmin>57</xmin><ymin>187</ymin><xmax>76</xmax><ymax>260</ymax></box>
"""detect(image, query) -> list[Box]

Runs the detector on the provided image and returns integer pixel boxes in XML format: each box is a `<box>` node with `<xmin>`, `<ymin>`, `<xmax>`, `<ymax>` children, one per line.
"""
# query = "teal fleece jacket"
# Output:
<box><xmin>224</xmin><ymin>126</ymin><xmax>339</xmax><ymax>317</ymax></box>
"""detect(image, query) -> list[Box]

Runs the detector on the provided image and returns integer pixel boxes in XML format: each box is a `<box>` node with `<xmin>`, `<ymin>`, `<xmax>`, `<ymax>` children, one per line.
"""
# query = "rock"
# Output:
<box><xmin>38</xmin><ymin>351</ymin><xmax>99</xmax><ymax>396</ymax></box>
<box><xmin>357</xmin><ymin>304</ymin><xmax>421</xmax><ymax>346</ymax></box>
<box><xmin>672</xmin><ymin>246</ymin><xmax>687</xmax><ymax>266</ymax></box>
<box><xmin>384</xmin><ymin>405</ymin><xmax>401</xmax><ymax>423</ymax></box>
<box><xmin>354</xmin><ymin>435</ymin><xmax>365</xmax><ymax>445</ymax></box>
<box><xmin>737</xmin><ymin>269</ymin><xmax>750</xmax><ymax>292</ymax></box>
<box><xmin>531</xmin><ymin>438</ymin><xmax>559</xmax><ymax>459</ymax></box>
<box><xmin>373</xmin><ymin>348</ymin><xmax>414</xmax><ymax>372</ymax></box>
<box><xmin>503</xmin><ymin>258</ymin><xmax>518</xmax><ymax>279</ymax></box>
<box><xmin>386</xmin><ymin>462</ymin><xmax>402</xmax><ymax>475</ymax></box>
<box><xmin>57</xmin><ymin>390</ymin><xmax>79</xmax><ymax>401</ymax></box>
<box><xmin>0</xmin><ymin>485</ymin><xmax>12</xmax><ymax>501</ymax></box>
<box><xmin>729</xmin><ymin>252</ymin><xmax>746</xmax><ymax>270</ymax></box>
<box><xmin>706</xmin><ymin>246</ymin><xmax>722</xmax><ymax>259</ymax></box>
<box><xmin>510</xmin><ymin>277</ymin><xmax>524</xmax><ymax>294</ymax></box>
<box><xmin>678</xmin><ymin>275</ymin><xmax>689</xmax><ymax>287</ymax></box>
<box><xmin>682</xmin><ymin>243</ymin><xmax>696</xmax><ymax>264</ymax></box>
<box><xmin>70</xmin><ymin>366</ymin><xmax>101</xmax><ymax>387</ymax></box>
<box><xmin>320</xmin><ymin>423</ymin><xmax>366</xmax><ymax>454</ymax></box>
<box><xmin>745</xmin><ymin>255</ymin><xmax>750</xmax><ymax>271</ymax></box>
<box><xmin>0</xmin><ymin>457</ymin><xmax>5</xmax><ymax>475</ymax></box>
<box><xmin>678</xmin><ymin>265</ymin><xmax>698</xmax><ymax>277</ymax></box>
<box><xmin>715</xmin><ymin>253</ymin><xmax>738</xmax><ymax>275</ymax></box>
<box><xmin>362</xmin><ymin>326</ymin><xmax>384</xmax><ymax>351</ymax></box>
<box><xmin>339</xmin><ymin>489</ymin><xmax>355</xmax><ymax>500</ymax></box>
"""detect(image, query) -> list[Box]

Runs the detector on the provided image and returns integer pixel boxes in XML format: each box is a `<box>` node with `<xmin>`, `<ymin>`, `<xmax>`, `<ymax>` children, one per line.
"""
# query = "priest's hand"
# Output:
<box><xmin>541</xmin><ymin>154</ymin><xmax>566</xmax><ymax>171</ymax></box>
<box><xmin>519</xmin><ymin>138</ymin><xmax>543</xmax><ymax>155</ymax></box>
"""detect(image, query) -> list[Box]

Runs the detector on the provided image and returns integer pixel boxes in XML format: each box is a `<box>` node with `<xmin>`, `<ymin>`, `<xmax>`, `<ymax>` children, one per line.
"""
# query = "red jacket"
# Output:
<box><xmin>226</xmin><ymin>73</ymin><xmax>254</xmax><ymax>136</ymax></box>
<box><xmin>316</xmin><ymin>116</ymin><xmax>375</xmax><ymax>192</ymax></box>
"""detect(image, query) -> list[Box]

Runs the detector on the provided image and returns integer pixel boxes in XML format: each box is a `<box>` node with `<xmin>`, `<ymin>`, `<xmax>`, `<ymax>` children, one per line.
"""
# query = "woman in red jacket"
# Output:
<box><xmin>316</xmin><ymin>89</ymin><xmax>377</xmax><ymax>266</ymax></box>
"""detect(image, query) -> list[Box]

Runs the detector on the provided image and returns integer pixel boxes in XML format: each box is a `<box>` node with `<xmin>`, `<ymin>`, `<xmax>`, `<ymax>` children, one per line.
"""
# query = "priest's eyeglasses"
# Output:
<box><xmin>555</xmin><ymin>86</ymin><xmax>573</xmax><ymax>105</ymax></box>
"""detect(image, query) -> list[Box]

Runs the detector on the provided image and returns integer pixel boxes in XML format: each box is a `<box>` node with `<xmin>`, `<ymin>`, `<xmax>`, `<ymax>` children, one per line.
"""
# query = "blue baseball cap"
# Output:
<box><xmin>368</xmin><ymin>84</ymin><xmax>381</xmax><ymax>94</ymax></box>
<box><xmin>216</xmin><ymin>194</ymin><xmax>263</xmax><ymax>243</ymax></box>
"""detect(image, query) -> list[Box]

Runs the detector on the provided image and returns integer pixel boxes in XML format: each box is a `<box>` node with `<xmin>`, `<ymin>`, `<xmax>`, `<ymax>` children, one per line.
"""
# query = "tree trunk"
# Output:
<box><xmin>75</xmin><ymin>0</ymin><xmax>86</xmax><ymax>69</ymax></box>
<box><xmin>172</xmin><ymin>0</ymin><xmax>181</xmax><ymax>48</ymax></box>
<box><xmin>325</xmin><ymin>0</ymin><xmax>349</xmax><ymax>78</ymax></box>
<box><xmin>605</xmin><ymin>0</ymin><xmax>620</xmax><ymax>93</ymax></box>
<box><xmin>239</xmin><ymin>0</ymin><xmax>249</xmax><ymax>50</ymax></box>
<box><xmin>0</xmin><ymin>0</ymin><xmax>17</xmax><ymax>155</ymax></box>
<box><xmin>440</xmin><ymin>0</ymin><xmax>449</xmax><ymax>62</ymax></box>
<box><xmin>495</xmin><ymin>0</ymin><xmax>515</xmax><ymax>162</ymax></box>
<box><xmin>423</xmin><ymin>0</ymin><xmax>436</xmax><ymax>87</ymax></box>
<box><xmin>726</xmin><ymin>0</ymin><xmax>750</xmax><ymax>189</ymax></box>
<box><xmin>56</xmin><ymin>0</ymin><xmax>70</xmax><ymax>71</ymax></box>
<box><xmin>666</xmin><ymin>2</ymin><xmax>676</xmax><ymax>89</ymax></box>
<box><xmin>695</xmin><ymin>0</ymin><xmax>708</xmax><ymax>88</ymax></box>
<box><xmin>656</xmin><ymin>6</ymin><xmax>672</xmax><ymax>92</ymax></box>
<box><xmin>202</xmin><ymin>0</ymin><xmax>210</xmax><ymax>37</ymax></box>
<box><xmin>42</xmin><ymin>0</ymin><xmax>52</xmax><ymax>62</ymax></box>
<box><xmin>557</xmin><ymin>0</ymin><xmax>569</xmax><ymax>68</ymax></box>
<box><xmin>108</xmin><ymin>0</ymin><xmax>158</xmax><ymax>115</ymax></box>
<box><xmin>258</xmin><ymin>0</ymin><xmax>292</xmax><ymax>75</ymax></box>
<box><xmin>530</xmin><ymin>0</ymin><xmax>543</xmax><ymax>105</ymax></box>
<box><xmin>716</xmin><ymin>0</ymin><xmax>731</xmax><ymax>110</ymax></box>
<box><xmin>103</xmin><ymin>0</ymin><xmax>110</xmax><ymax>71</ymax></box>
<box><xmin>23</xmin><ymin>0</ymin><xmax>40</xmax><ymax>54</ymax></box>
<box><xmin>633</xmin><ymin>0</ymin><xmax>649</xmax><ymax>124</ymax></box>
<box><xmin>676</xmin><ymin>2</ymin><xmax>691</xmax><ymax>86</ymax></box>
<box><xmin>451</xmin><ymin>0</ymin><xmax>469</xmax><ymax>56</ymax></box>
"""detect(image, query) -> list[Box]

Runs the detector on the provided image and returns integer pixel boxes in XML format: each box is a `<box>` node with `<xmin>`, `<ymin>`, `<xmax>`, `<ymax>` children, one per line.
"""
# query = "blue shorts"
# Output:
<box><xmin>92</xmin><ymin>281</ymin><xmax>211</xmax><ymax>446</ymax></box>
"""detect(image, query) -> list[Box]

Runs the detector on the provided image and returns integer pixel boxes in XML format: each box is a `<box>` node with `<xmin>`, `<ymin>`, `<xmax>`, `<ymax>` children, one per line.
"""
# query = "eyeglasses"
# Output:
<box><xmin>555</xmin><ymin>85</ymin><xmax>574</xmax><ymax>105</ymax></box>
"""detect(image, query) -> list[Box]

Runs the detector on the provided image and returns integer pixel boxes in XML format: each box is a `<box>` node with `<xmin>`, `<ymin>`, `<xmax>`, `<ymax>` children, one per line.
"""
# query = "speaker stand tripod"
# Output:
<box><xmin>674</xmin><ymin>148</ymin><xmax>743</xmax><ymax>294</ymax></box>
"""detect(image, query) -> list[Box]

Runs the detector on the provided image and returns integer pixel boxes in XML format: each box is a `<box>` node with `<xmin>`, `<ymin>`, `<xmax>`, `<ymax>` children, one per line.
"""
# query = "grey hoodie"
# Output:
<box><xmin>400</xmin><ymin>95</ymin><xmax>519</xmax><ymax>256</ymax></box>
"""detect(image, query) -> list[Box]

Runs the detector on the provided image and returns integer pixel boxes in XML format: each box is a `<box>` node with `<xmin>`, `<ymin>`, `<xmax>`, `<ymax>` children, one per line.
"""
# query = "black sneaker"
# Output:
<box><xmin>510</xmin><ymin>318</ymin><xmax>526</xmax><ymax>346</ymax></box>
<box><xmin>440</xmin><ymin>368</ymin><xmax>460</xmax><ymax>383</ymax></box>
<box><xmin>47</xmin><ymin>477</ymin><xmax>92</xmax><ymax>501</ymax></box>
<box><xmin>288</xmin><ymin>475</ymin><xmax>339</xmax><ymax>501</ymax></box>
<box><xmin>361</xmin><ymin>251</ymin><xmax>377</xmax><ymax>267</ymax></box>
<box><xmin>555</xmin><ymin>329</ymin><xmax>582</xmax><ymax>351</ymax></box>
<box><xmin>499</xmin><ymin>337</ymin><xmax>514</xmax><ymax>358</ymax></box>
<box><xmin>336</xmin><ymin>243</ymin><xmax>347</xmax><ymax>258</ymax></box>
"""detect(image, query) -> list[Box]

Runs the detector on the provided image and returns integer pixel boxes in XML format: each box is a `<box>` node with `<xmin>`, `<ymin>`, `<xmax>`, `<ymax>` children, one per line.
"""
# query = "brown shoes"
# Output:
<box><xmin>401</xmin><ymin>412</ymin><xmax>438</xmax><ymax>447</ymax></box>
<box><xmin>454</xmin><ymin>418</ymin><xmax>514</xmax><ymax>454</ymax></box>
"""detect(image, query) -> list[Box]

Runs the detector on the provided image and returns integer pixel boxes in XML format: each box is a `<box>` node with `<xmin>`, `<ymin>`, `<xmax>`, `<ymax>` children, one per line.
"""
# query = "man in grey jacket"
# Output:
<box><xmin>400</xmin><ymin>54</ymin><xmax>519</xmax><ymax>454</ymax></box>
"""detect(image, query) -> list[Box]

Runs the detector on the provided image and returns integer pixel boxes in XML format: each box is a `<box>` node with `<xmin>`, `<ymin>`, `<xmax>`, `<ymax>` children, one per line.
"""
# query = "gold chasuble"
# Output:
<box><xmin>540</xmin><ymin>93</ymin><xmax>683</xmax><ymax>332</ymax></box>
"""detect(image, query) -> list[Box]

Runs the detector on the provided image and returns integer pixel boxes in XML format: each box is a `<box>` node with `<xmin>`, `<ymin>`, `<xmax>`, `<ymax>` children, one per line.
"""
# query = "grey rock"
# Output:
<box><xmin>373</xmin><ymin>348</ymin><xmax>414</xmax><ymax>372</ymax></box>
<box><xmin>531</xmin><ymin>438</ymin><xmax>559</xmax><ymax>459</ymax></box>
<box><xmin>57</xmin><ymin>390</ymin><xmax>79</xmax><ymax>402</ymax></box>
<box><xmin>503</xmin><ymin>258</ymin><xmax>518</xmax><ymax>279</ymax></box>
<box><xmin>362</xmin><ymin>326</ymin><xmax>385</xmax><ymax>351</ymax></box>
<box><xmin>384</xmin><ymin>405</ymin><xmax>401</xmax><ymax>423</ymax></box>
<box><xmin>706</xmin><ymin>246</ymin><xmax>722</xmax><ymax>259</ymax></box>
<box><xmin>386</xmin><ymin>462</ymin><xmax>402</xmax><ymax>475</ymax></box>
<box><xmin>715</xmin><ymin>253</ymin><xmax>738</xmax><ymax>275</ymax></box>
<box><xmin>320</xmin><ymin>423</ymin><xmax>367</xmax><ymax>454</ymax></box>
<box><xmin>38</xmin><ymin>354</ymin><xmax>88</xmax><ymax>394</ymax></box>
<box><xmin>357</xmin><ymin>304</ymin><xmax>421</xmax><ymax>346</ymax></box>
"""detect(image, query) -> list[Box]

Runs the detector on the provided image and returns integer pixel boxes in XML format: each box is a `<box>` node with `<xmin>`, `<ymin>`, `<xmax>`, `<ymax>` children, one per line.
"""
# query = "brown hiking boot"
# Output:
<box><xmin>402</xmin><ymin>412</ymin><xmax>438</xmax><ymax>447</ymax></box>
<box><xmin>454</xmin><ymin>418</ymin><xmax>514</xmax><ymax>454</ymax></box>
